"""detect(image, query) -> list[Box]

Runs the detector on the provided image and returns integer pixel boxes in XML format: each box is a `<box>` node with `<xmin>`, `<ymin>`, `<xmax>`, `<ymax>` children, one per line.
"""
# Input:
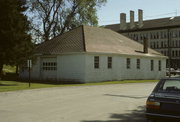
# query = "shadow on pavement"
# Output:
<box><xmin>0</xmin><ymin>83</ymin><xmax>18</xmax><ymax>86</ymax></box>
<box><xmin>82</xmin><ymin>106</ymin><xmax>147</xmax><ymax>122</ymax></box>
<box><xmin>104</xmin><ymin>94</ymin><xmax>147</xmax><ymax>99</ymax></box>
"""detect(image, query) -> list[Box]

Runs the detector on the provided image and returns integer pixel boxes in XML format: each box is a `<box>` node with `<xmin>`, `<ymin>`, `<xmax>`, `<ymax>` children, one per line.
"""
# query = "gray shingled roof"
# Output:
<box><xmin>36</xmin><ymin>25</ymin><xmax>165</xmax><ymax>58</ymax></box>
<box><xmin>36</xmin><ymin>27</ymin><xmax>85</xmax><ymax>54</ymax></box>
<box><xmin>104</xmin><ymin>16</ymin><xmax>180</xmax><ymax>32</ymax></box>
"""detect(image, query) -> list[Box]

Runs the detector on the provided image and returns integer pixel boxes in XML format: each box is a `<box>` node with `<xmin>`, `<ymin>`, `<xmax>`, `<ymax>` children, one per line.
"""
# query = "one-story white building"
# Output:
<box><xmin>20</xmin><ymin>25</ymin><xmax>167</xmax><ymax>83</ymax></box>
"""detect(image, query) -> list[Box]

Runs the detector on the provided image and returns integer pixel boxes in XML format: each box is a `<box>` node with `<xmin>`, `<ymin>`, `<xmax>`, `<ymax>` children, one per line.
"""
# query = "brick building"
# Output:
<box><xmin>105</xmin><ymin>9</ymin><xmax>180</xmax><ymax>69</ymax></box>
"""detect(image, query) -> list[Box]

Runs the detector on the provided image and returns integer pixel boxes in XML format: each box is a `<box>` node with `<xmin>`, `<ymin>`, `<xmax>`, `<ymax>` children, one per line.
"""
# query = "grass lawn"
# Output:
<box><xmin>0</xmin><ymin>80</ymin><xmax>158</xmax><ymax>92</ymax></box>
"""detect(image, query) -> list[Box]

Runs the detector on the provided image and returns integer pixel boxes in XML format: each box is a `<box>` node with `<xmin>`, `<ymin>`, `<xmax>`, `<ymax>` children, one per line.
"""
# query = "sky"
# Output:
<box><xmin>97</xmin><ymin>0</ymin><xmax>180</xmax><ymax>26</ymax></box>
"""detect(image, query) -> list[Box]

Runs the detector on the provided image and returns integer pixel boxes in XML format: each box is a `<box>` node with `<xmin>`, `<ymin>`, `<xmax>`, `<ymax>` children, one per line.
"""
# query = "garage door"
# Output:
<box><xmin>40</xmin><ymin>57</ymin><xmax>57</xmax><ymax>81</ymax></box>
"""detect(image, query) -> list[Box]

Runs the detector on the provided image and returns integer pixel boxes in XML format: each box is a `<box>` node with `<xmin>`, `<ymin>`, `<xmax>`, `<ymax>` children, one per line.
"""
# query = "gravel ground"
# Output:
<box><xmin>0</xmin><ymin>82</ymin><xmax>157</xmax><ymax>122</ymax></box>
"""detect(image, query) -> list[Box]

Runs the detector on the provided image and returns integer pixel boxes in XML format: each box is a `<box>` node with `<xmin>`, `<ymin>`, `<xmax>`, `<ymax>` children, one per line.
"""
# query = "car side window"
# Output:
<box><xmin>162</xmin><ymin>80</ymin><xmax>180</xmax><ymax>91</ymax></box>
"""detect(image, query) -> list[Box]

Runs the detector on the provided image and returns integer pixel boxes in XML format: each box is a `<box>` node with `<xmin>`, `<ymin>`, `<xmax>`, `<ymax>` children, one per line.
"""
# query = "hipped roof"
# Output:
<box><xmin>36</xmin><ymin>25</ymin><xmax>165</xmax><ymax>58</ymax></box>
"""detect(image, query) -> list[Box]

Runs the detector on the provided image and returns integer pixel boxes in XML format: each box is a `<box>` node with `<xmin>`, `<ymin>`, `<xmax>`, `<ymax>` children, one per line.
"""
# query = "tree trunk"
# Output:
<box><xmin>0</xmin><ymin>64</ymin><xmax>3</xmax><ymax>79</ymax></box>
<box><xmin>16</xmin><ymin>64</ymin><xmax>19</xmax><ymax>75</ymax></box>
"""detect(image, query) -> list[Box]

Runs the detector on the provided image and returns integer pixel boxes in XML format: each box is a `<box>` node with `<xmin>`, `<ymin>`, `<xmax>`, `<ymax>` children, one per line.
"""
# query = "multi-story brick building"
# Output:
<box><xmin>105</xmin><ymin>9</ymin><xmax>180</xmax><ymax>68</ymax></box>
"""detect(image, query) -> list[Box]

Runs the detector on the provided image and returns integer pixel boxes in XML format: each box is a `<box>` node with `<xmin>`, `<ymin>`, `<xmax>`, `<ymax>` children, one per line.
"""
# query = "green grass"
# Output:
<box><xmin>0</xmin><ymin>80</ymin><xmax>158</xmax><ymax>92</ymax></box>
<box><xmin>0</xmin><ymin>81</ymin><xmax>60</xmax><ymax>92</ymax></box>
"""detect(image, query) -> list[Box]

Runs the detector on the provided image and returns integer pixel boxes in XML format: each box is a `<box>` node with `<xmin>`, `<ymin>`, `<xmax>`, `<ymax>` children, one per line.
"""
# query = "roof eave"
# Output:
<box><xmin>119</xmin><ymin>25</ymin><xmax>180</xmax><ymax>33</ymax></box>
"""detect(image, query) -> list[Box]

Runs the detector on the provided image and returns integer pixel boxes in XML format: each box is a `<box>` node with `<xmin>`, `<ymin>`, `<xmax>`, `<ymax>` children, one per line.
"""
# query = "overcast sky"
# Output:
<box><xmin>97</xmin><ymin>0</ymin><xmax>180</xmax><ymax>26</ymax></box>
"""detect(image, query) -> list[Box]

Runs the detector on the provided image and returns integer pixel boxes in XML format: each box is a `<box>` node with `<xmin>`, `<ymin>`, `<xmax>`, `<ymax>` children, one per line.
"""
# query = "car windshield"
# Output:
<box><xmin>158</xmin><ymin>79</ymin><xmax>180</xmax><ymax>94</ymax></box>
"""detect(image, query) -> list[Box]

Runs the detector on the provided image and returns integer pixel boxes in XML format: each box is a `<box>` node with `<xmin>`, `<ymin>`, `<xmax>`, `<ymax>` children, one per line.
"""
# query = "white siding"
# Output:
<box><xmin>20</xmin><ymin>53</ymin><xmax>166</xmax><ymax>83</ymax></box>
<box><xmin>19</xmin><ymin>57</ymin><xmax>41</xmax><ymax>80</ymax></box>
<box><xmin>56</xmin><ymin>54</ymin><xmax>86</xmax><ymax>82</ymax></box>
<box><xmin>31</xmin><ymin>57</ymin><xmax>41</xmax><ymax>80</ymax></box>
<box><xmin>84</xmin><ymin>54</ymin><xmax>166</xmax><ymax>82</ymax></box>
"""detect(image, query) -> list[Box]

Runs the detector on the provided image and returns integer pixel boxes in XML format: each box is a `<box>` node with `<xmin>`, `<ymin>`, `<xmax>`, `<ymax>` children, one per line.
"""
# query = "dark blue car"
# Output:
<box><xmin>146</xmin><ymin>78</ymin><xmax>180</xmax><ymax>122</ymax></box>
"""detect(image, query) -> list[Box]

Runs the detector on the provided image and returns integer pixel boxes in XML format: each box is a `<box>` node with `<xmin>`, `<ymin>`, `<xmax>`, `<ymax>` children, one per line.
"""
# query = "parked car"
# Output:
<box><xmin>146</xmin><ymin>78</ymin><xmax>180</xmax><ymax>122</ymax></box>
<box><xmin>166</xmin><ymin>68</ymin><xmax>180</xmax><ymax>76</ymax></box>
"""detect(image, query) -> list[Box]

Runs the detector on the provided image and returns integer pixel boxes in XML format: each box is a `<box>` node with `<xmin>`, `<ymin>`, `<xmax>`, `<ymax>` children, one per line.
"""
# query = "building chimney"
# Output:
<box><xmin>120</xmin><ymin>13</ymin><xmax>127</xmax><ymax>30</ymax></box>
<box><xmin>130</xmin><ymin>10</ymin><xmax>135</xmax><ymax>29</ymax></box>
<box><xmin>138</xmin><ymin>9</ymin><xmax>143</xmax><ymax>28</ymax></box>
<box><xmin>143</xmin><ymin>37</ymin><xmax>148</xmax><ymax>53</ymax></box>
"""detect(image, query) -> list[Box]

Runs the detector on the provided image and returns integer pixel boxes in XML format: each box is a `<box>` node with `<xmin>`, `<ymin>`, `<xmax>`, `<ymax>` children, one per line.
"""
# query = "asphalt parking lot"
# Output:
<box><xmin>0</xmin><ymin>82</ymin><xmax>157</xmax><ymax>122</ymax></box>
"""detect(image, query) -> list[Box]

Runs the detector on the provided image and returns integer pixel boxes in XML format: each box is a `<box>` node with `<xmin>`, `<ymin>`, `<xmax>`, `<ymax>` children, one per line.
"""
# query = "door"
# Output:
<box><xmin>40</xmin><ymin>57</ymin><xmax>57</xmax><ymax>81</ymax></box>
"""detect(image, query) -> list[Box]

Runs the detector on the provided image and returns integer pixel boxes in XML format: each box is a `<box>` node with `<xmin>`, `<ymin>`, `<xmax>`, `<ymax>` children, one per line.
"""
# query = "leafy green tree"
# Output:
<box><xmin>28</xmin><ymin>0</ymin><xmax>106</xmax><ymax>42</ymax></box>
<box><xmin>0</xmin><ymin>0</ymin><xmax>33</xmax><ymax>77</ymax></box>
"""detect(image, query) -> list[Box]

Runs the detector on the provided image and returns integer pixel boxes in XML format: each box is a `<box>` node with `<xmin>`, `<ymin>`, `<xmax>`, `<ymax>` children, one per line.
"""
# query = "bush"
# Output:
<box><xmin>2</xmin><ymin>73</ymin><xmax>18</xmax><ymax>81</ymax></box>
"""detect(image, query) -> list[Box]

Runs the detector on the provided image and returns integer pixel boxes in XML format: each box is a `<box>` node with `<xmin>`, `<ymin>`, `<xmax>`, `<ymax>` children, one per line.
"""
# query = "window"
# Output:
<box><xmin>127</xmin><ymin>58</ymin><xmax>131</xmax><ymax>69</ymax></box>
<box><xmin>161</xmin><ymin>41</ymin><xmax>163</xmax><ymax>48</ymax></box>
<box><xmin>164</xmin><ymin>32</ymin><xmax>167</xmax><ymax>38</ymax></box>
<box><xmin>176</xmin><ymin>40</ymin><xmax>178</xmax><ymax>47</ymax></box>
<box><xmin>150</xmin><ymin>42</ymin><xmax>153</xmax><ymax>48</ymax></box>
<box><xmin>172</xmin><ymin>31</ymin><xmax>177</xmax><ymax>38</ymax></box>
<box><xmin>176</xmin><ymin>50</ymin><xmax>178</xmax><ymax>57</ymax></box>
<box><xmin>167</xmin><ymin>50</ymin><xmax>169</xmax><ymax>56</ymax></box>
<box><xmin>156</xmin><ymin>42</ymin><xmax>159</xmax><ymax>48</ymax></box>
<box><xmin>135</xmin><ymin>35</ymin><xmax>138</xmax><ymax>41</ymax></box>
<box><xmin>164</xmin><ymin>51</ymin><xmax>166</xmax><ymax>55</ymax></box>
<box><xmin>140</xmin><ymin>34</ymin><xmax>143</xmax><ymax>40</ymax></box>
<box><xmin>137</xmin><ymin>59</ymin><xmax>140</xmax><ymax>69</ymax></box>
<box><xmin>154</xmin><ymin>33</ymin><xmax>156</xmax><ymax>39</ymax></box>
<box><xmin>153</xmin><ymin>42</ymin><xmax>156</xmax><ymax>48</ymax></box>
<box><xmin>161</xmin><ymin>51</ymin><xmax>163</xmax><ymax>55</ymax></box>
<box><xmin>150</xmin><ymin>33</ymin><xmax>153</xmax><ymax>39</ymax></box>
<box><xmin>162</xmin><ymin>80</ymin><xmax>180</xmax><ymax>91</ymax></box>
<box><xmin>158</xmin><ymin>60</ymin><xmax>161</xmax><ymax>71</ymax></box>
<box><xmin>42</xmin><ymin>62</ymin><xmax>57</xmax><ymax>71</ymax></box>
<box><xmin>156</xmin><ymin>32</ymin><xmax>159</xmax><ymax>39</ymax></box>
<box><xmin>107</xmin><ymin>57</ymin><xmax>112</xmax><ymax>69</ymax></box>
<box><xmin>151</xmin><ymin>60</ymin><xmax>154</xmax><ymax>71</ymax></box>
<box><xmin>172</xmin><ymin>41</ymin><xmax>175</xmax><ymax>47</ymax></box>
<box><xmin>160</xmin><ymin>32</ymin><xmax>164</xmax><ymax>39</ymax></box>
<box><xmin>172</xmin><ymin>50</ymin><xmax>175</xmax><ymax>57</ymax></box>
<box><xmin>164</xmin><ymin>41</ymin><xmax>167</xmax><ymax>47</ymax></box>
<box><xmin>94</xmin><ymin>56</ymin><xmax>99</xmax><ymax>69</ymax></box>
<box><xmin>175</xmin><ymin>31</ymin><xmax>179</xmax><ymax>38</ymax></box>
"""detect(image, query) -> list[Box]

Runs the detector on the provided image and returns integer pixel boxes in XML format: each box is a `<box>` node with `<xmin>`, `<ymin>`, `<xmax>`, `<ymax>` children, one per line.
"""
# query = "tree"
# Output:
<box><xmin>0</xmin><ymin>0</ymin><xmax>33</xmax><ymax>77</ymax></box>
<box><xmin>28</xmin><ymin>0</ymin><xmax>106</xmax><ymax>42</ymax></box>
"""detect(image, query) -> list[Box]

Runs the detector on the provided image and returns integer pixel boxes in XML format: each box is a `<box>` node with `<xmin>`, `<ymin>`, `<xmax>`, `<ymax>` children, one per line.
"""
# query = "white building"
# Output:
<box><xmin>20</xmin><ymin>25</ymin><xmax>167</xmax><ymax>83</ymax></box>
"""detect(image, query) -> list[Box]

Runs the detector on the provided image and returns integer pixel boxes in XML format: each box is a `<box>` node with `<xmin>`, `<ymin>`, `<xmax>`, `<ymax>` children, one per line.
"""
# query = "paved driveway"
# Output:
<box><xmin>0</xmin><ymin>82</ymin><xmax>157</xmax><ymax>122</ymax></box>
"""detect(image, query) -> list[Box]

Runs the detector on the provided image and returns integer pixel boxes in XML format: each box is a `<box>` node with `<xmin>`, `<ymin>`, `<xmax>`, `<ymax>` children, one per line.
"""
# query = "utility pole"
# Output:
<box><xmin>167</xmin><ymin>17</ymin><xmax>175</xmax><ymax>78</ymax></box>
<box><xmin>167</xmin><ymin>29</ymin><xmax>171</xmax><ymax>78</ymax></box>
<box><xmin>27</xmin><ymin>60</ymin><xmax>32</xmax><ymax>87</ymax></box>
